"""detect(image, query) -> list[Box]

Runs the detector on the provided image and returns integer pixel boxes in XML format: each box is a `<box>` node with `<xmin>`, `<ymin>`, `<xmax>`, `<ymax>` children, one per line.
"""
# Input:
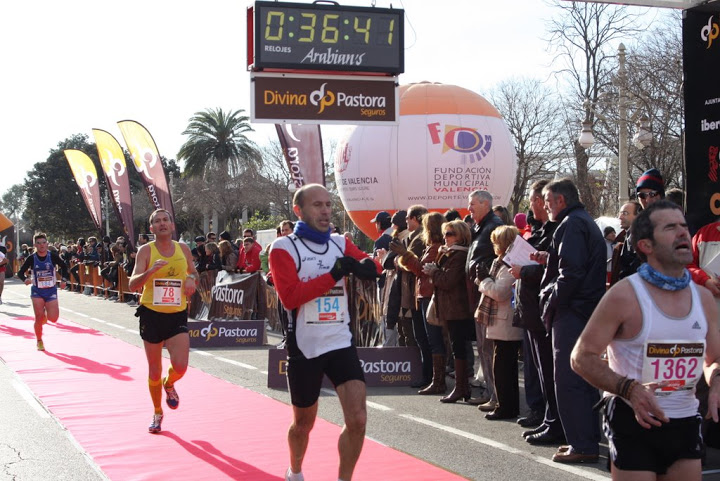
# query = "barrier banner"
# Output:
<box><xmin>64</xmin><ymin>150</ymin><xmax>103</xmax><ymax>233</ymax></box>
<box><xmin>275</xmin><ymin>124</ymin><xmax>325</xmax><ymax>188</ymax></box>
<box><xmin>190</xmin><ymin>271</ymin><xmax>266</xmax><ymax>321</ymax></box>
<box><xmin>267</xmin><ymin>347</ymin><xmax>421</xmax><ymax>388</ymax></box>
<box><xmin>348</xmin><ymin>276</ymin><xmax>383</xmax><ymax>347</ymax></box>
<box><xmin>188</xmin><ymin>320</ymin><xmax>265</xmax><ymax>348</ymax></box>
<box><xmin>0</xmin><ymin>213</ymin><xmax>15</xmax><ymax>272</ymax></box>
<box><xmin>117</xmin><ymin>120</ymin><xmax>177</xmax><ymax>239</ymax></box>
<box><xmin>92</xmin><ymin>129</ymin><xmax>136</xmax><ymax>248</ymax></box>
<box><xmin>684</xmin><ymin>4</ymin><xmax>720</xmax><ymax>230</ymax></box>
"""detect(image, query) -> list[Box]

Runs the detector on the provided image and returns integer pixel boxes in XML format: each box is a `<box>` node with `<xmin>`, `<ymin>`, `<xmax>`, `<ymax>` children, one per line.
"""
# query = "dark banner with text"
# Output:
<box><xmin>275</xmin><ymin>124</ymin><xmax>325</xmax><ymax>188</ymax></box>
<box><xmin>188</xmin><ymin>320</ymin><xmax>265</xmax><ymax>347</ymax></box>
<box><xmin>252</xmin><ymin>73</ymin><xmax>398</xmax><ymax>124</ymax></box>
<box><xmin>190</xmin><ymin>271</ymin><xmax>267</xmax><ymax>321</ymax></box>
<box><xmin>267</xmin><ymin>347</ymin><xmax>421</xmax><ymax>388</ymax></box>
<box><xmin>684</xmin><ymin>4</ymin><xmax>720</xmax><ymax>230</ymax></box>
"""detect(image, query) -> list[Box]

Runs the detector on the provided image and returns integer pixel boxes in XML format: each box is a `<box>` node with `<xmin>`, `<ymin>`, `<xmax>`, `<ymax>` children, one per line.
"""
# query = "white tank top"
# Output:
<box><xmin>606</xmin><ymin>273</ymin><xmax>706</xmax><ymax>418</ymax></box>
<box><xmin>273</xmin><ymin>234</ymin><xmax>351</xmax><ymax>359</ymax></box>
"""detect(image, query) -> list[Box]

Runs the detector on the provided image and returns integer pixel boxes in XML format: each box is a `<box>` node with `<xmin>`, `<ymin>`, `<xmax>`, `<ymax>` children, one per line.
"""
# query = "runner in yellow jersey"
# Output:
<box><xmin>129</xmin><ymin>209</ymin><xmax>198</xmax><ymax>434</ymax></box>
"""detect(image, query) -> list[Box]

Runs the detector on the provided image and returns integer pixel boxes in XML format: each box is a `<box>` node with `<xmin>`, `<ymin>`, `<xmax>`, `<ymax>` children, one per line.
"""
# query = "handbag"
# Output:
<box><xmin>425</xmin><ymin>295</ymin><xmax>444</xmax><ymax>327</ymax></box>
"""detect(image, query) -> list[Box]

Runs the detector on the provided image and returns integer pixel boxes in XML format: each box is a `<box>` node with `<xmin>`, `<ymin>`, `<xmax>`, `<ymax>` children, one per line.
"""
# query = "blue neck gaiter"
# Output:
<box><xmin>637</xmin><ymin>262</ymin><xmax>691</xmax><ymax>291</ymax></box>
<box><xmin>294</xmin><ymin>221</ymin><xmax>331</xmax><ymax>245</ymax></box>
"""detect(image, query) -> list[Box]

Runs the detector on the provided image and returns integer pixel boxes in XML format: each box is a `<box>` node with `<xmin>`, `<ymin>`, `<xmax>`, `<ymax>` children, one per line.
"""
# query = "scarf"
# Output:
<box><xmin>637</xmin><ymin>262</ymin><xmax>691</xmax><ymax>291</ymax></box>
<box><xmin>293</xmin><ymin>221</ymin><xmax>330</xmax><ymax>245</ymax></box>
<box><xmin>476</xmin><ymin>257</ymin><xmax>503</xmax><ymax>326</ymax></box>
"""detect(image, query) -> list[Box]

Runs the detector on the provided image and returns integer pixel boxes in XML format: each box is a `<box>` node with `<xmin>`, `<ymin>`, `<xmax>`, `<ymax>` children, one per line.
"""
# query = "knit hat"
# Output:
<box><xmin>603</xmin><ymin>226</ymin><xmax>616</xmax><ymax>238</ymax></box>
<box><xmin>513</xmin><ymin>213</ymin><xmax>527</xmax><ymax>230</ymax></box>
<box><xmin>636</xmin><ymin>168</ymin><xmax>665</xmax><ymax>196</ymax></box>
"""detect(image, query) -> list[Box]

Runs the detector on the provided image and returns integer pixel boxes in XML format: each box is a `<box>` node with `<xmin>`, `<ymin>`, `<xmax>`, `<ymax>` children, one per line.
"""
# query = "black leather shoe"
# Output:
<box><xmin>517</xmin><ymin>411</ymin><xmax>544</xmax><ymax>428</ymax></box>
<box><xmin>526</xmin><ymin>430</ymin><xmax>567</xmax><ymax>445</ymax></box>
<box><xmin>485</xmin><ymin>410</ymin><xmax>518</xmax><ymax>420</ymax></box>
<box><xmin>552</xmin><ymin>449</ymin><xmax>598</xmax><ymax>464</ymax></box>
<box><xmin>522</xmin><ymin>424</ymin><xmax>547</xmax><ymax>438</ymax></box>
<box><xmin>410</xmin><ymin>378</ymin><xmax>430</xmax><ymax>388</ymax></box>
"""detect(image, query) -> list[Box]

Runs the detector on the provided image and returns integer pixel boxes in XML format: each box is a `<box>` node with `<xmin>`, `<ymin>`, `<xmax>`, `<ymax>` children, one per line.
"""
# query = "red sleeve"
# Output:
<box><xmin>269</xmin><ymin>248</ymin><xmax>337</xmax><ymax>310</ymax></box>
<box><xmin>343</xmin><ymin>239</ymin><xmax>382</xmax><ymax>274</ymax></box>
<box><xmin>245</xmin><ymin>245</ymin><xmax>262</xmax><ymax>273</ymax></box>
<box><xmin>688</xmin><ymin>226</ymin><xmax>711</xmax><ymax>286</ymax></box>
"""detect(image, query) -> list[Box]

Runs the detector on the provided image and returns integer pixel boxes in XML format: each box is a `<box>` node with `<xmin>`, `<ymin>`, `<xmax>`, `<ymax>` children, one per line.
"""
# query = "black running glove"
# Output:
<box><xmin>352</xmin><ymin>258</ymin><xmax>380</xmax><ymax>280</ymax></box>
<box><xmin>330</xmin><ymin>256</ymin><xmax>357</xmax><ymax>281</ymax></box>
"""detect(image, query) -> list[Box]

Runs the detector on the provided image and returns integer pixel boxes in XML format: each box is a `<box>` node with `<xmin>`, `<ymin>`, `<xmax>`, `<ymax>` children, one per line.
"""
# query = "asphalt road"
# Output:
<box><xmin>2</xmin><ymin>277</ymin><xmax>720</xmax><ymax>481</ymax></box>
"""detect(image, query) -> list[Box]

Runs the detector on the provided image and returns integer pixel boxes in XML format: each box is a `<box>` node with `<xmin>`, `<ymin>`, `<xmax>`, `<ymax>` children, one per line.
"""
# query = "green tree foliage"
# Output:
<box><xmin>0</xmin><ymin>184</ymin><xmax>26</xmax><ymax>219</ymax></box>
<box><xmin>24</xmin><ymin>134</ymin><xmax>103</xmax><ymax>238</ymax></box>
<box><xmin>178</xmin><ymin>108</ymin><xmax>261</xmax><ymax>179</ymax></box>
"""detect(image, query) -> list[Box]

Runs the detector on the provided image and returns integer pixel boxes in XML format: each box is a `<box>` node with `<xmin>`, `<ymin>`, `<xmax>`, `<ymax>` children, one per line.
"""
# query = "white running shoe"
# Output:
<box><xmin>285</xmin><ymin>468</ymin><xmax>304</xmax><ymax>481</ymax></box>
<box><xmin>148</xmin><ymin>413</ymin><xmax>163</xmax><ymax>433</ymax></box>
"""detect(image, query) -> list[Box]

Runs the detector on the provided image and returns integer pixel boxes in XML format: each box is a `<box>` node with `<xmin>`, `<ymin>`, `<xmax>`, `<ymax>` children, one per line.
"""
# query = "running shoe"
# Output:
<box><xmin>285</xmin><ymin>468</ymin><xmax>305</xmax><ymax>481</ymax></box>
<box><xmin>36</xmin><ymin>340</ymin><xmax>45</xmax><ymax>351</ymax></box>
<box><xmin>163</xmin><ymin>379</ymin><xmax>179</xmax><ymax>410</ymax></box>
<box><xmin>148</xmin><ymin>413</ymin><xmax>163</xmax><ymax>434</ymax></box>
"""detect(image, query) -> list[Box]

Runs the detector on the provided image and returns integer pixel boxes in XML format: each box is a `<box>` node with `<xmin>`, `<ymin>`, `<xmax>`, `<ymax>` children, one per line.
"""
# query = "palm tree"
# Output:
<box><xmin>178</xmin><ymin>108</ymin><xmax>261</xmax><ymax>179</ymax></box>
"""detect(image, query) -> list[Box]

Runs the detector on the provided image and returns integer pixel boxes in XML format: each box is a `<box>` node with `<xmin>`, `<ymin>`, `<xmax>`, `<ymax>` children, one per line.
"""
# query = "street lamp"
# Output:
<box><xmin>577</xmin><ymin>43</ymin><xmax>651</xmax><ymax>205</ymax></box>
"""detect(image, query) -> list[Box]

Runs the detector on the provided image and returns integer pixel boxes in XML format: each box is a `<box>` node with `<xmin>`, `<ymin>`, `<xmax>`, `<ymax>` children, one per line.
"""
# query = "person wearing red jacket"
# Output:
<box><xmin>687</xmin><ymin>219</ymin><xmax>720</xmax><ymax>298</ymax></box>
<box><xmin>269</xmin><ymin>184</ymin><xmax>380</xmax><ymax>481</ymax></box>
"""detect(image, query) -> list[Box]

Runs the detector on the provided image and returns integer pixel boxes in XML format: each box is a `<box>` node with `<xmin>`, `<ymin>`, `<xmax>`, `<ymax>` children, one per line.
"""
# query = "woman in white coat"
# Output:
<box><xmin>475</xmin><ymin>225</ymin><xmax>524</xmax><ymax>420</ymax></box>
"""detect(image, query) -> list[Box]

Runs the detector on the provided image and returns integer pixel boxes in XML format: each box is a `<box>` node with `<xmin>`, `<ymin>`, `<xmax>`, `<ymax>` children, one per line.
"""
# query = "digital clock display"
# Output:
<box><xmin>253</xmin><ymin>1</ymin><xmax>404</xmax><ymax>73</ymax></box>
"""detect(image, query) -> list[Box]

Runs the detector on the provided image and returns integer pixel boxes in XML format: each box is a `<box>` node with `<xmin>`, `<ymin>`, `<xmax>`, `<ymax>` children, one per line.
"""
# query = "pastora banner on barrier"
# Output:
<box><xmin>267</xmin><ymin>347</ymin><xmax>421</xmax><ymax>388</ymax></box>
<box><xmin>187</xmin><ymin>320</ymin><xmax>265</xmax><ymax>348</ymax></box>
<box><xmin>190</xmin><ymin>271</ymin><xmax>266</xmax><ymax>321</ymax></box>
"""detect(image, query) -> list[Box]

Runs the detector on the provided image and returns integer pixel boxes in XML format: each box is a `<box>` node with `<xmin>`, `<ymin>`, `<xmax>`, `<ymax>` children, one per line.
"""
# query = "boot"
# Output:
<box><xmin>440</xmin><ymin>359</ymin><xmax>470</xmax><ymax>403</ymax></box>
<box><xmin>419</xmin><ymin>354</ymin><xmax>447</xmax><ymax>395</ymax></box>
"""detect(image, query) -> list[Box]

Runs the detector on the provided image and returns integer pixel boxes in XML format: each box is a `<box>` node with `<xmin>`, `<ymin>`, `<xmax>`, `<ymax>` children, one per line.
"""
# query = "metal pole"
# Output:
<box><xmin>104</xmin><ymin>190</ymin><xmax>110</xmax><ymax>236</ymax></box>
<box><xmin>618</xmin><ymin>43</ymin><xmax>629</xmax><ymax>205</ymax></box>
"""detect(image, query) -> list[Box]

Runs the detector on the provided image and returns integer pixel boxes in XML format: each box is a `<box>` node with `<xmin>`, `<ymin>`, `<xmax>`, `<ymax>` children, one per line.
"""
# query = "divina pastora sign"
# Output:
<box><xmin>251</xmin><ymin>72</ymin><xmax>398</xmax><ymax>125</ymax></box>
<box><xmin>267</xmin><ymin>347</ymin><xmax>422</xmax><ymax>388</ymax></box>
<box><xmin>188</xmin><ymin>320</ymin><xmax>265</xmax><ymax>348</ymax></box>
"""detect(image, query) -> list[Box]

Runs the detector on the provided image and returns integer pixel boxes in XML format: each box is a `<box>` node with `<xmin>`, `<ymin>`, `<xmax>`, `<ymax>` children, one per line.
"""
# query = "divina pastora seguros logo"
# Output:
<box><xmin>262</xmin><ymin>81</ymin><xmax>388</xmax><ymax>118</ymax></box>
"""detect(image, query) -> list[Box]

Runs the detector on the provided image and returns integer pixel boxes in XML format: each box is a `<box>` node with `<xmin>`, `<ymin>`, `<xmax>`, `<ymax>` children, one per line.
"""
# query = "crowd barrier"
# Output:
<box><xmin>58</xmin><ymin>262</ymin><xmax>387</xmax><ymax>350</ymax></box>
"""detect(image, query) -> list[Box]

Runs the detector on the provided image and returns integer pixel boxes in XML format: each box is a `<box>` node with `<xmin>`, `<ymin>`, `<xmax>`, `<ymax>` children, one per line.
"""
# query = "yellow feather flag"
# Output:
<box><xmin>64</xmin><ymin>150</ymin><xmax>103</xmax><ymax>232</ymax></box>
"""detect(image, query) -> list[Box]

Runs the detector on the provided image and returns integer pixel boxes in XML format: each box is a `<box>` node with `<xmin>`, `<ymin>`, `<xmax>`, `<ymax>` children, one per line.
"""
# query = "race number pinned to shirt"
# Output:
<box><xmin>307</xmin><ymin>285</ymin><xmax>347</xmax><ymax>325</ymax></box>
<box><xmin>153</xmin><ymin>278</ymin><xmax>182</xmax><ymax>306</ymax></box>
<box><xmin>36</xmin><ymin>269</ymin><xmax>56</xmax><ymax>289</ymax></box>
<box><xmin>642</xmin><ymin>341</ymin><xmax>705</xmax><ymax>395</ymax></box>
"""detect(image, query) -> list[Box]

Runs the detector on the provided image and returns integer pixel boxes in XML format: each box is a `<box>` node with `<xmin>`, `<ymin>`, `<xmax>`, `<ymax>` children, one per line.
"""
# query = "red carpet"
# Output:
<box><xmin>0</xmin><ymin>316</ymin><xmax>465</xmax><ymax>480</ymax></box>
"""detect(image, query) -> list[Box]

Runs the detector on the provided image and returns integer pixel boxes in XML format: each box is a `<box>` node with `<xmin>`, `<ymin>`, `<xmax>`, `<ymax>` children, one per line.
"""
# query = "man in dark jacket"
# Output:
<box><xmin>509</xmin><ymin>180</ymin><xmax>561</xmax><ymax>444</ymax></box>
<box><xmin>466</xmin><ymin>190</ymin><xmax>504</xmax><ymax>409</ymax></box>
<box><xmin>535</xmin><ymin>178</ymin><xmax>606</xmax><ymax>464</ymax></box>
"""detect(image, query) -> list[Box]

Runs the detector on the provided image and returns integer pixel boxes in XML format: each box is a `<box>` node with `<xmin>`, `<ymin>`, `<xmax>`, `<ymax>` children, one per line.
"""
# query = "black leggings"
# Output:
<box><xmin>447</xmin><ymin>319</ymin><xmax>475</xmax><ymax>360</ymax></box>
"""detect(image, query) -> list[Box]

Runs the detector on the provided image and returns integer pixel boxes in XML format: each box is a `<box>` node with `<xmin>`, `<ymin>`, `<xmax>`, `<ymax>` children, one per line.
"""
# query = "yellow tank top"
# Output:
<box><xmin>140</xmin><ymin>241</ymin><xmax>188</xmax><ymax>313</ymax></box>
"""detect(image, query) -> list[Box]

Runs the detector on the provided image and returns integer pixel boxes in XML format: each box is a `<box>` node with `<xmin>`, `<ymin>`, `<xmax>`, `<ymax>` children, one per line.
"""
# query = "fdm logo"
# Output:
<box><xmin>701</xmin><ymin>15</ymin><xmax>719</xmax><ymax>49</ymax></box>
<box><xmin>427</xmin><ymin>122</ymin><xmax>492</xmax><ymax>164</ymax></box>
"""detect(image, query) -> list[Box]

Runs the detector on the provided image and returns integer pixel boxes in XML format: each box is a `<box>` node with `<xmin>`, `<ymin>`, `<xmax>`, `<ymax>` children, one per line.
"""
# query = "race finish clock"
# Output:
<box><xmin>252</xmin><ymin>1</ymin><xmax>404</xmax><ymax>74</ymax></box>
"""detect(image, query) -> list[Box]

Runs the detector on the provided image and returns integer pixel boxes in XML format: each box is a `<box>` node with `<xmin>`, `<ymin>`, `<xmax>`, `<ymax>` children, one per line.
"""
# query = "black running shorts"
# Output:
<box><xmin>286</xmin><ymin>345</ymin><xmax>365</xmax><ymax>408</ymax></box>
<box><xmin>136</xmin><ymin>305</ymin><xmax>189</xmax><ymax>344</ymax></box>
<box><xmin>604</xmin><ymin>396</ymin><xmax>702</xmax><ymax>474</ymax></box>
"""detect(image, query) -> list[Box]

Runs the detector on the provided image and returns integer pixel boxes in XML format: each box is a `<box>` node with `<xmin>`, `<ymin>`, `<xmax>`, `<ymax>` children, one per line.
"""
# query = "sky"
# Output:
<box><xmin>0</xmin><ymin>0</ymin><xmax>665</xmax><ymax>199</ymax></box>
